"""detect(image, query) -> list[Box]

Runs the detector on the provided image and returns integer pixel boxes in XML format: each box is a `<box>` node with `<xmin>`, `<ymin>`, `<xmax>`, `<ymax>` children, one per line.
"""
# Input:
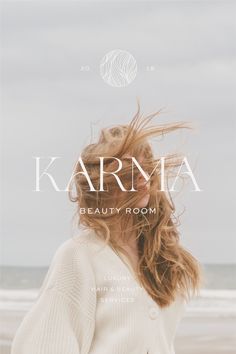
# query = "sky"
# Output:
<box><xmin>1</xmin><ymin>0</ymin><xmax>236</xmax><ymax>266</ymax></box>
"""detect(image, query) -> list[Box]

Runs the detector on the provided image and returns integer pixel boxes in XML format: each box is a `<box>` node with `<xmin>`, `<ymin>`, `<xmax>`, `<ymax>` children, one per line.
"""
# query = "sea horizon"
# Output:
<box><xmin>1</xmin><ymin>263</ymin><xmax>236</xmax><ymax>290</ymax></box>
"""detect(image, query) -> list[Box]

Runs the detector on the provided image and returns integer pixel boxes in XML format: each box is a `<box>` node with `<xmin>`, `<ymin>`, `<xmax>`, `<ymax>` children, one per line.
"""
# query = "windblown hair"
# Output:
<box><xmin>68</xmin><ymin>103</ymin><xmax>204</xmax><ymax>308</ymax></box>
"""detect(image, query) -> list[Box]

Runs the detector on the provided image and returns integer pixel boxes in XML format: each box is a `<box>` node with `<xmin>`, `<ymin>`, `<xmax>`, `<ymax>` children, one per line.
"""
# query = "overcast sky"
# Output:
<box><xmin>1</xmin><ymin>0</ymin><xmax>236</xmax><ymax>266</ymax></box>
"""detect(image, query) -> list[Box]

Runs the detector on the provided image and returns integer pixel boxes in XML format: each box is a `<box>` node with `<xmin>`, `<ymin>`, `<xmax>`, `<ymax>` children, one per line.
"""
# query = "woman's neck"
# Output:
<box><xmin>109</xmin><ymin>223</ymin><xmax>140</xmax><ymax>273</ymax></box>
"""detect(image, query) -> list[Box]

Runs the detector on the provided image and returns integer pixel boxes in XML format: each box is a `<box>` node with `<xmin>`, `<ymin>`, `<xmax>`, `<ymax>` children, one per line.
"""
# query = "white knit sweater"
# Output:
<box><xmin>11</xmin><ymin>228</ymin><xmax>188</xmax><ymax>354</ymax></box>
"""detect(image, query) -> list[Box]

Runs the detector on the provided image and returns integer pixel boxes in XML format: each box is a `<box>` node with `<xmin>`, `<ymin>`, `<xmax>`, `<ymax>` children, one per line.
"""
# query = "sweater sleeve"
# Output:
<box><xmin>11</xmin><ymin>238</ymin><xmax>97</xmax><ymax>354</ymax></box>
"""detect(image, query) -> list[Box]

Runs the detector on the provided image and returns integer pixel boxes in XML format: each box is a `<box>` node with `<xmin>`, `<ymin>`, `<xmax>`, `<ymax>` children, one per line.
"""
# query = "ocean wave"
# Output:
<box><xmin>1</xmin><ymin>288</ymin><xmax>236</xmax><ymax>317</ymax></box>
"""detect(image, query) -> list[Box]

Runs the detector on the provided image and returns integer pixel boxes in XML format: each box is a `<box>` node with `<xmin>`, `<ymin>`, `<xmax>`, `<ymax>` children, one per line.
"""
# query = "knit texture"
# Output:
<box><xmin>11</xmin><ymin>229</ymin><xmax>188</xmax><ymax>354</ymax></box>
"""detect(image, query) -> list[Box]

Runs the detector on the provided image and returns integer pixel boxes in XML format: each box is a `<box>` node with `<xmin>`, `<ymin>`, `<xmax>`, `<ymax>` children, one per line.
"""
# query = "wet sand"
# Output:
<box><xmin>175</xmin><ymin>316</ymin><xmax>236</xmax><ymax>354</ymax></box>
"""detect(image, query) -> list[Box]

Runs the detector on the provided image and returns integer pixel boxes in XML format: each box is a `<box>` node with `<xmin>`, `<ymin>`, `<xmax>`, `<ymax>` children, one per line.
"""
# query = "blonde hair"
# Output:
<box><xmin>69</xmin><ymin>103</ymin><xmax>204</xmax><ymax>308</ymax></box>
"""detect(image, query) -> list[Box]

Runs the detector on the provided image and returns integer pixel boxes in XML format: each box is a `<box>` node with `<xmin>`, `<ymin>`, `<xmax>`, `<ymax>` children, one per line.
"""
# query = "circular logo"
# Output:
<box><xmin>100</xmin><ymin>49</ymin><xmax>137</xmax><ymax>87</ymax></box>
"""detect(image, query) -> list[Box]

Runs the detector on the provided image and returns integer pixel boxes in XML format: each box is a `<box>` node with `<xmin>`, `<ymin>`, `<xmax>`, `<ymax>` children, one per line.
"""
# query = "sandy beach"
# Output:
<box><xmin>1</xmin><ymin>309</ymin><xmax>236</xmax><ymax>354</ymax></box>
<box><xmin>175</xmin><ymin>316</ymin><xmax>236</xmax><ymax>354</ymax></box>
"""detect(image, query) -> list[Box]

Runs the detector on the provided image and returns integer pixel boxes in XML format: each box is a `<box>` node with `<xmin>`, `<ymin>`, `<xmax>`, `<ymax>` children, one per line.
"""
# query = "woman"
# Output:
<box><xmin>11</xmin><ymin>105</ymin><xmax>203</xmax><ymax>354</ymax></box>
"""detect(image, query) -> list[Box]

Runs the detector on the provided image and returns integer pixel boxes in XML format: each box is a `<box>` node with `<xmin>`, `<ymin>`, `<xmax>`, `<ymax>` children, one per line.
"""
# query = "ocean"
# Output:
<box><xmin>1</xmin><ymin>264</ymin><xmax>236</xmax><ymax>317</ymax></box>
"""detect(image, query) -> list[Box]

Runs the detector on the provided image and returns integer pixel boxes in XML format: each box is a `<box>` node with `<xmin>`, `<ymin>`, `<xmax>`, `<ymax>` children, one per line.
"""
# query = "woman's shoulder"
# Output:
<box><xmin>53</xmin><ymin>227</ymin><xmax>103</xmax><ymax>262</ymax></box>
<box><xmin>38</xmin><ymin>228</ymin><xmax>101</xmax><ymax>298</ymax></box>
